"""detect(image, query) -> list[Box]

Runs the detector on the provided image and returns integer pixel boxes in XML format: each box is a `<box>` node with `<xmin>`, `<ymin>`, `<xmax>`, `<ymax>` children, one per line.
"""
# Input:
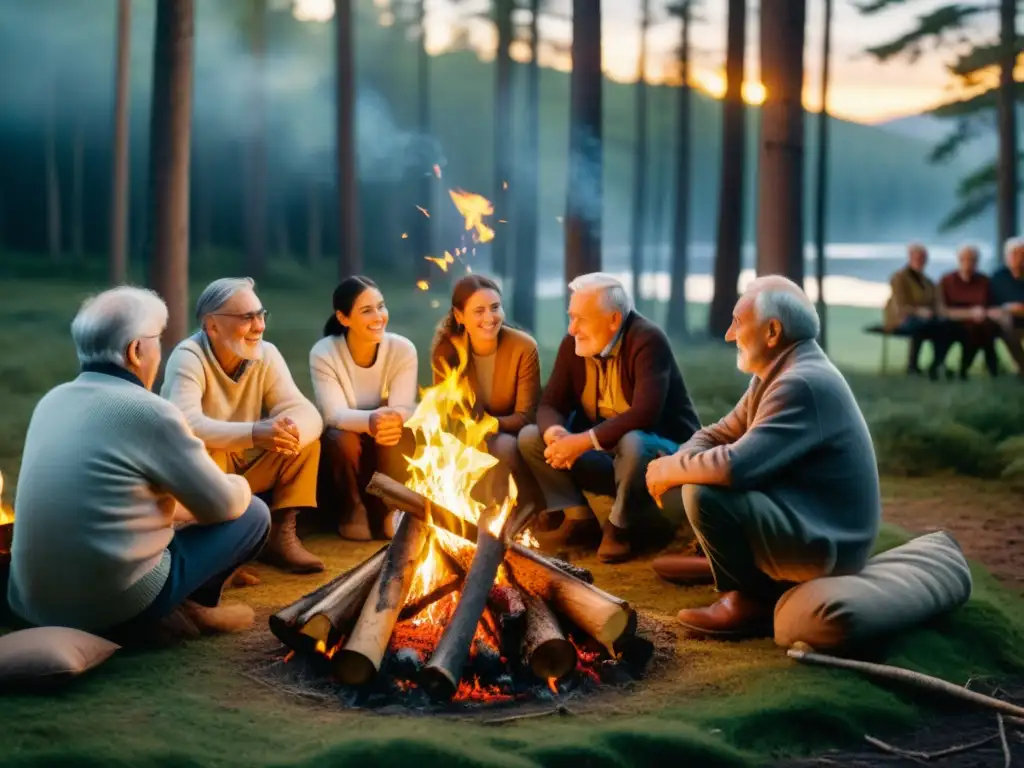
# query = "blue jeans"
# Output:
<box><xmin>129</xmin><ymin>497</ymin><xmax>271</xmax><ymax>625</ymax></box>
<box><xmin>517</xmin><ymin>425</ymin><xmax>678</xmax><ymax>528</ymax></box>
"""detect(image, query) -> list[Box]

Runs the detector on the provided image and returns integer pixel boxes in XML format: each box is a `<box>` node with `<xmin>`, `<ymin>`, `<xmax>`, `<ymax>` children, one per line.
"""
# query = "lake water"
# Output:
<box><xmin>529</xmin><ymin>241</ymin><xmax>1003</xmax><ymax>309</ymax></box>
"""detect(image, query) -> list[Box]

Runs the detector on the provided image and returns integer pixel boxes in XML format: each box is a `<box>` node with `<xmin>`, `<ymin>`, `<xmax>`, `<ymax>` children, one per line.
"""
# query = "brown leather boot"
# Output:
<box><xmin>181</xmin><ymin>599</ymin><xmax>255</xmax><ymax>634</ymax></box>
<box><xmin>675</xmin><ymin>591</ymin><xmax>774</xmax><ymax>639</ymax></box>
<box><xmin>597</xmin><ymin>521</ymin><xmax>632</xmax><ymax>563</ymax></box>
<box><xmin>651</xmin><ymin>554</ymin><xmax>714</xmax><ymax>585</ymax></box>
<box><xmin>532</xmin><ymin>510</ymin><xmax>601</xmax><ymax>552</ymax></box>
<box><xmin>338</xmin><ymin>499</ymin><xmax>372</xmax><ymax>541</ymax></box>
<box><xmin>260</xmin><ymin>509</ymin><xmax>324</xmax><ymax>573</ymax></box>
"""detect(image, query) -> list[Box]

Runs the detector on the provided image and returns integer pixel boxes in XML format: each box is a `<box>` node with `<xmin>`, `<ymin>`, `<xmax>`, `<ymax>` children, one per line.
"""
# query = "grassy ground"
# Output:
<box><xmin>1</xmin><ymin>267</ymin><xmax>1023</xmax><ymax>767</ymax></box>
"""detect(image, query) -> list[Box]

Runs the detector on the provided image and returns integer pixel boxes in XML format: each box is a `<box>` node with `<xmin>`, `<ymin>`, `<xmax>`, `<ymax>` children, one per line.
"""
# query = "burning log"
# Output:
<box><xmin>366</xmin><ymin>473</ymin><xmax>635</xmax><ymax>653</ymax></box>
<box><xmin>521</xmin><ymin>594</ymin><xmax>577</xmax><ymax>681</ymax></box>
<box><xmin>487</xmin><ymin>582</ymin><xmax>526</xmax><ymax>654</ymax></box>
<box><xmin>268</xmin><ymin>545</ymin><xmax>387</xmax><ymax>654</ymax></box>
<box><xmin>420</xmin><ymin>522</ymin><xmax>507</xmax><ymax>701</ymax></box>
<box><xmin>331</xmin><ymin>513</ymin><xmax>429</xmax><ymax>686</ymax></box>
<box><xmin>398</xmin><ymin>572</ymin><xmax>462</xmax><ymax>622</ymax></box>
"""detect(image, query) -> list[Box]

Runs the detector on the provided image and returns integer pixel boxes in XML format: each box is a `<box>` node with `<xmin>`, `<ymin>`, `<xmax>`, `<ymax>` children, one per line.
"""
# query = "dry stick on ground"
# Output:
<box><xmin>998</xmin><ymin>714</ymin><xmax>1012</xmax><ymax>768</ymax></box>
<box><xmin>864</xmin><ymin>733</ymin><xmax>999</xmax><ymax>762</ymax></box>
<box><xmin>787</xmin><ymin>646</ymin><xmax>1024</xmax><ymax>719</ymax></box>
<box><xmin>483</xmin><ymin>704</ymin><xmax>573</xmax><ymax>725</ymax></box>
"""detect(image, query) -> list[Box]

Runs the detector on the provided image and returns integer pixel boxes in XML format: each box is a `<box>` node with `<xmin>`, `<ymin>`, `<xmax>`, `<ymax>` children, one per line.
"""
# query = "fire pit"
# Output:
<box><xmin>265</xmin><ymin>350</ymin><xmax>656</xmax><ymax>709</ymax></box>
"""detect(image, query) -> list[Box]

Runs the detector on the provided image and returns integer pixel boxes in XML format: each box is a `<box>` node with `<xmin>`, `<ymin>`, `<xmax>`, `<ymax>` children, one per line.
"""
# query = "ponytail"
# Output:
<box><xmin>323</xmin><ymin>314</ymin><xmax>346</xmax><ymax>337</ymax></box>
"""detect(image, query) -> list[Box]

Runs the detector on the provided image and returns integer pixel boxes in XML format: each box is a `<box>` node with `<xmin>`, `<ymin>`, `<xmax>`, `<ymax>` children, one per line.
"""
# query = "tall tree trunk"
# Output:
<box><xmin>72</xmin><ymin>119</ymin><xmax>85</xmax><ymax>260</ymax></box>
<box><xmin>336</xmin><ymin>0</ymin><xmax>361</xmax><ymax>277</ymax></box>
<box><xmin>647</xmin><ymin>85</ymin><xmax>670</xmax><ymax>282</ymax></box>
<box><xmin>813</xmin><ymin>0</ymin><xmax>833</xmax><ymax>350</ymax></box>
<box><xmin>707</xmin><ymin>0</ymin><xmax>746</xmax><ymax>338</ymax></box>
<box><xmin>511</xmin><ymin>0</ymin><xmax>541</xmax><ymax>330</ymax></box>
<box><xmin>564</xmin><ymin>0</ymin><xmax>602</xmax><ymax>284</ymax></box>
<box><xmin>997</xmin><ymin>0</ymin><xmax>1018</xmax><ymax>247</ymax></box>
<box><xmin>245</xmin><ymin>0</ymin><xmax>268</xmax><ymax>279</ymax></box>
<box><xmin>308</xmin><ymin>179</ymin><xmax>322</xmax><ymax>265</ymax></box>
<box><xmin>493</xmin><ymin>0</ymin><xmax>514</xmax><ymax>279</ymax></box>
<box><xmin>110</xmin><ymin>0</ymin><xmax>132</xmax><ymax>284</ymax></box>
<box><xmin>46</xmin><ymin>74</ymin><xmax>62</xmax><ymax>263</ymax></box>
<box><xmin>415</xmin><ymin>0</ymin><xmax>431</xmax><ymax>280</ymax></box>
<box><xmin>147</xmin><ymin>0</ymin><xmax>194</xmax><ymax>355</ymax></box>
<box><xmin>755</xmin><ymin>0</ymin><xmax>806</xmax><ymax>283</ymax></box>
<box><xmin>629</xmin><ymin>0</ymin><xmax>650</xmax><ymax>303</ymax></box>
<box><xmin>665</xmin><ymin>2</ymin><xmax>691</xmax><ymax>338</ymax></box>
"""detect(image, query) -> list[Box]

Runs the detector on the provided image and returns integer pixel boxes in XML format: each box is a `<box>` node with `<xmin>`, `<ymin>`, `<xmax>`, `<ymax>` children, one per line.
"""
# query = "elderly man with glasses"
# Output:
<box><xmin>161</xmin><ymin>277</ymin><xmax>325</xmax><ymax>574</ymax></box>
<box><xmin>8</xmin><ymin>286</ymin><xmax>269</xmax><ymax>642</ymax></box>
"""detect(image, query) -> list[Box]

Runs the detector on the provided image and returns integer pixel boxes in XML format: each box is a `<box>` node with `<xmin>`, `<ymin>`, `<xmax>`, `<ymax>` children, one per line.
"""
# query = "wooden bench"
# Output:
<box><xmin>862</xmin><ymin>324</ymin><xmax>914</xmax><ymax>374</ymax></box>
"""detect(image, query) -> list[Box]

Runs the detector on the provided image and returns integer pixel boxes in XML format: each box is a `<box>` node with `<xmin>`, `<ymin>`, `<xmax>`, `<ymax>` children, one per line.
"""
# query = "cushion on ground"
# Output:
<box><xmin>773</xmin><ymin>530</ymin><xmax>972</xmax><ymax>651</ymax></box>
<box><xmin>0</xmin><ymin>626</ymin><xmax>120</xmax><ymax>691</ymax></box>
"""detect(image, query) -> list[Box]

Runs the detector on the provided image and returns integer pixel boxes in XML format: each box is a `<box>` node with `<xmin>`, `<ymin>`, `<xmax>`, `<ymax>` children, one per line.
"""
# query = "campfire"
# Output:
<box><xmin>0</xmin><ymin>471</ymin><xmax>13</xmax><ymax>579</ymax></box>
<box><xmin>269</xmin><ymin>347</ymin><xmax>652</xmax><ymax>707</ymax></box>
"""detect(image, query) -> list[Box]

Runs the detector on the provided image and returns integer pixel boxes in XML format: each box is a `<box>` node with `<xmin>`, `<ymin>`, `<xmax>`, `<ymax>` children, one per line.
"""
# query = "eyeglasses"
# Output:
<box><xmin>212</xmin><ymin>309</ymin><xmax>269</xmax><ymax>324</ymax></box>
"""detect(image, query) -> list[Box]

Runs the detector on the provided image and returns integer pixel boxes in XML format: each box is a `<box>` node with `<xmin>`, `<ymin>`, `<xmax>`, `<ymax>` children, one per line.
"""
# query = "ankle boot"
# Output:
<box><xmin>259</xmin><ymin>509</ymin><xmax>324</xmax><ymax>573</ymax></box>
<box><xmin>181</xmin><ymin>599</ymin><xmax>255</xmax><ymax>634</ymax></box>
<box><xmin>338</xmin><ymin>499</ymin><xmax>372</xmax><ymax>541</ymax></box>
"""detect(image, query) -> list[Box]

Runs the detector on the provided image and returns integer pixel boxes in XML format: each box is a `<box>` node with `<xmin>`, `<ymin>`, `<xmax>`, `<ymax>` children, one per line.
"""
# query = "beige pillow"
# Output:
<box><xmin>773</xmin><ymin>530</ymin><xmax>973</xmax><ymax>651</ymax></box>
<box><xmin>0</xmin><ymin>627</ymin><xmax>120</xmax><ymax>691</ymax></box>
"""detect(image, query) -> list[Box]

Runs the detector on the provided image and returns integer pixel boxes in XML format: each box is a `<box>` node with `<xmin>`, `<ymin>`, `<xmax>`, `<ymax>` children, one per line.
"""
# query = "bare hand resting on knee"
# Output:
<box><xmin>369</xmin><ymin>408</ymin><xmax>404</xmax><ymax>447</ymax></box>
<box><xmin>253</xmin><ymin>415</ymin><xmax>300</xmax><ymax>455</ymax></box>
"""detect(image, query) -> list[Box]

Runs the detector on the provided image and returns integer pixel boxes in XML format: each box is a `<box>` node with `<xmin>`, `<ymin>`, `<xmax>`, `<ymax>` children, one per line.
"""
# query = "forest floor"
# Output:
<box><xmin>0</xmin><ymin>270</ymin><xmax>1022</xmax><ymax>767</ymax></box>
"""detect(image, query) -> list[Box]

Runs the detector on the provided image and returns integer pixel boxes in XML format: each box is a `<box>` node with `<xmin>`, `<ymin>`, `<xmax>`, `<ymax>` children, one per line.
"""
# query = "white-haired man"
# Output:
<box><xmin>8</xmin><ymin>287</ymin><xmax>269</xmax><ymax>642</ymax></box>
<box><xmin>518</xmin><ymin>273</ymin><xmax>701</xmax><ymax>563</ymax></box>
<box><xmin>991</xmin><ymin>236</ymin><xmax>1024</xmax><ymax>376</ymax></box>
<box><xmin>646</xmin><ymin>276</ymin><xmax>881</xmax><ymax>639</ymax></box>
<box><xmin>161</xmin><ymin>277</ymin><xmax>325</xmax><ymax>574</ymax></box>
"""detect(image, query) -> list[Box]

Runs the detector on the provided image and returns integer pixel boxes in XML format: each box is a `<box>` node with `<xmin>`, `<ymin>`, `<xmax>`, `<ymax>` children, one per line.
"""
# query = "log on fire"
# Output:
<box><xmin>420</xmin><ymin>520</ymin><xmax>507</xmax><ymax>701</ymax></box>
<box><xmin>521</xmin><ymin>593</ymin><xmax>577</xmax><ymax>681</ymax></box>
<box><xmin>487</xmin><ymin>583</ymin><xmax>526</xmax><ymax>658</ymax></box>
<box><xmin>365</xmin><ymin>472</ymin><xmax>636</xmax><ymax>653</ymax></box>
<box><xmin>331</xmin><ymin>513</ymin><xmax>429</xmax><ymax>686</ymax></box>
<box><xmin>269</xmin><ymin>545</ymin><xmax>387</xmax><ymax>654</ymax></box>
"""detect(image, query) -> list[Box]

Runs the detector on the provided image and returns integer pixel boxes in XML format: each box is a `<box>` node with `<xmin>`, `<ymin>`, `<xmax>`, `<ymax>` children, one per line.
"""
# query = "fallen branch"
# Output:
<box><xmin>788</xmin><ymin>646</ymin><xmax>1024</xmax><ymax>719</ymax></box>
<box><xmin>483</xmin><ymin>703</ymin><xmax>572</xmax><ymax>725</ymax></box>
<box><xmin>998</xmin><ymin>714</ymin><xmax>1011</xmax><ymax>768</ymax></box>
<box><xmin>864</xmin><ymin>733</ymin><xmax>998</xmax><ymax>762</ymax></box>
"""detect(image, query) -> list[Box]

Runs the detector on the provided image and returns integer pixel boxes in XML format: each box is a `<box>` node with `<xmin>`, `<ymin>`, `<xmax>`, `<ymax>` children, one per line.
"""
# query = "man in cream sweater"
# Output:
<box><xmin>9</xmin><ymin>287</ymin><xmax>269</xmax><ymax>639</ymax></box>
<box><xmin>161</xmin><ymin>278</ymin><xmax>325</xmax><ymax>573</ymax></box>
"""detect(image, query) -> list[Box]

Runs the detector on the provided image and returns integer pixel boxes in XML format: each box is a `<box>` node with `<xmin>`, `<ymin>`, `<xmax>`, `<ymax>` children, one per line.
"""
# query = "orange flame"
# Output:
<box><xmin>547</xmin><ymin>677</ymin><xmax>559</xmax><ymax>695</ymax></box>
<box><xmin>0</xmin><ymin>471</ymin><xmax>11</xmax><ymax>526</ymax></box>
<box><xmin>448</xmin><ymin>189</ymin><xmax>495</xmax><ymax>243</ymax></box>
<box><xmin>424</xmin><ymin>255</ymin><xmax>449</xmax><ymax>272</ymax></box>
<box><xmin>416</xmin><ymin>280</ymin><xmax>429</xmax><ymax>291</ymax></box>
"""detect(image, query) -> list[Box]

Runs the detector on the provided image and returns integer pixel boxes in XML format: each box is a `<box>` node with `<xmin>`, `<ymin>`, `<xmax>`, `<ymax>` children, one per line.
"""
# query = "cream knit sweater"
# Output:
<box><xmin>309</xmin><ymin>332</ymin><xmax>418</xmax><ymax>433</ymax></box>
<box><xmin>8</xmin><ymin>368</ymin><xmax>252</xmax><ymax>631</ymax></box>
<box><xmin>161</xmin><ymin>331</ymin><xmax>323</xmax><ymax>452</ymax></box>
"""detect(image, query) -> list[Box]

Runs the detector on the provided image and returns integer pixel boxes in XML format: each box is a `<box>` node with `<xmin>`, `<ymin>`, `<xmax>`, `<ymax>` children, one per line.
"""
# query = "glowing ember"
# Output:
<box><xmin>547</xmin><ymin>677</ymin><xmax>559</xmax><ymax>695</ymax></box>
<box><xmin>416</xmin><ymin>280</ymin><xmax>429</xmax><ymax>291</ymax></box>
<box><xmin>444</xmin><ymin>250</ymin><xmax>454</xmax><ymax>264</ymax></box>
<box><xmin>401</xmin><ymin>232</ymin><xmax>408</xmax><ymax>239</ymax></box>
<box><xmin>416</xmin><ymin>205</ymin><xmax>430</xmax><ymax>218</ymax></box>
<box><xmin>448</xmin><ymin>189</ymin><xmax>495</xmax><ymax>243</ymax></box>
<box><xmin>433</xmin><ymin>164</ymin><xmax>442</xmax><ymax>178</ymax></box>
<box><xmin>502</xmin><ymin>180</ymin><xmax>508</xmax><ymax>190</ymax></box>
<box><xmin>455</xmin><ymin>675</ymin><xmax>515</xmax><ymax>703</ymax></box>
<box><xmin>424</xmin><ymin>255</ymin><xmax>449</xmax><ymax>272</ymax></box>
<box><xmin>0</xmin><ymin>470</ymin><xmax>11</xmax><ymax>526</ymax></box>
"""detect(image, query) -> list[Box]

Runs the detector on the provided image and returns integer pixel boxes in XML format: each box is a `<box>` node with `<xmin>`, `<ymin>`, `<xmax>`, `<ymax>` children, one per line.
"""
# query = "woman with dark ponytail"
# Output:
<box><xmin>310</xmin><ymin>276</ymin><xmax>418</xmax><ymax>541</ymax></box>
<box><xmin>431</xmin><ymin>275</ymin><xmax>541</xmax><ymax>507</ymax></box>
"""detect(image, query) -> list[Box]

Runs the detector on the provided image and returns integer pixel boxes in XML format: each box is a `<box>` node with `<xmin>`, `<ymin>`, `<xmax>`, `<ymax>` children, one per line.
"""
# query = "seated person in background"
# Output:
<box><xmin>8</xmin><ymin>287</ymin><xmax>269</xmax><ymax>642</ymax></box>
<box><xmin>939</xmin><ymin>244</ymin><xmax>1000</xmax><ymax>378</ymax></box>
<box><xmin>646</xmin><ymin>276</ymin><xmax>881</xmax><ymax>639</ymax></box>
<box><xmin>161</xmin><ymin>277</ymin><xmax>324</xmax><ymax>574</ymax></box>
<box><xmin>310</xmin><ymin>276</ymin><xmax>418</xmax><ymax>541</ymax></box>
<box><xmin>518</xmin><ymin>273</ymin><xmax>701</xmax><ymax>564</ymax></box>
<box><xmin>431</xmin><ymin>275</ymin><xmax>541</xmax><ymax>510</ymax></box>
<box><xmin>883</xmin><ymin>243</ymin><xmax>954</xmax><ymax>378</ymax></box>
<box><xmin>991</xmin><ymin>236</ymin><xmax>1024</xmax><ymax>378</ymax></box>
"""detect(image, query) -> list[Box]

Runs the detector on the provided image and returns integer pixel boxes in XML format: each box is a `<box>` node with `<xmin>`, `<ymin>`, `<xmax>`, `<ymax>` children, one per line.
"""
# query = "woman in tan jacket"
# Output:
<box><xmin>430</xmin><ymin>275</ymin><xmax>541</xmax><ymax>510</ymax></box>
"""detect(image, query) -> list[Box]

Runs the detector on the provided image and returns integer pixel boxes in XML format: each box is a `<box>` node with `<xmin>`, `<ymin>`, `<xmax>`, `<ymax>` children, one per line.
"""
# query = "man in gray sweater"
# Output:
<box><xmin>8</xmin><ymin>287</ymin><xmax>270</xmax><ymax>641</ymax></box>
<box><xmin>645</xmin><ymin>276</ymin><xmax>881</xmax><ymax>639</ymax></box>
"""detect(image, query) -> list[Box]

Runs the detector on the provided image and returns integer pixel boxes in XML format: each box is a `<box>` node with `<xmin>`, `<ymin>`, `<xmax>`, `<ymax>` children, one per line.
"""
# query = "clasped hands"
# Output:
<box><xmin>542</xmin><ymin>426</ymin><xmax>592</xmax><ymax>470</ymax></box>
<box><xmin>252</xmin><ymin>414</ymin><xmax>301</xmax><ymax>455</ymax></box>
<box><xmin>368</xmin><ymin>407</ymin><xmax>405</xmax><ymax>447</ymax></box>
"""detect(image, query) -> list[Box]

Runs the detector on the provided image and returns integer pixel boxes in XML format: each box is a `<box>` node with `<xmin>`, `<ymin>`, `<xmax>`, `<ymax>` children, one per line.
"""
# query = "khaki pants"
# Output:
<box><xmin>210</xmin><ymin>441</ymin><xmax>320</xmax><ymax>512</ymax></box>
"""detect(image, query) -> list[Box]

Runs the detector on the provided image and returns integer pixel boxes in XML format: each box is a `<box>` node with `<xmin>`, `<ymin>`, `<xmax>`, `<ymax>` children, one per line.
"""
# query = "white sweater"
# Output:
<box><xmin>309</xmin><ymin>333</ymin><xmax>419</xmax><ymax>433</ymax></box>
<box><xmin>161</xmin><ymin>331</ymin><xmax>323</xmax><ymax>453</ymax></box>
<box><xmin>8</xmin><ymin>368</ymin><xmax>252</xmax><ymax>631</ymax></box>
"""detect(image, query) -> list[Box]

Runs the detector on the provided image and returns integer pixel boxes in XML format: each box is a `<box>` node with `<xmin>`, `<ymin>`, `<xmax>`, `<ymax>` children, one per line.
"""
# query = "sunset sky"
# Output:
<box><xmin>293</xmin><ymin>0</ymin><xmax>999</xmax><ymax>125</ymax></box>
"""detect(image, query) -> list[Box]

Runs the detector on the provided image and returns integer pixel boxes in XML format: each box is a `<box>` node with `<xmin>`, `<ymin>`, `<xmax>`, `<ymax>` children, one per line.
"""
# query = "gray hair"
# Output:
<box><xmin>567</xmin><ymin>272</ymin><xmax>634</xmax><ymax>316</ymax></box>
<box><xmin>957</xmin><ymin>243</ymin><xmax>980</xmax><ymax>259</ymax></box>
<box><xmin>71</xmin><ymin>286</ymin><xmax>168</xmax><ymax>366</ymax></box>
<box><xmin>195</xmin><ymin>277</ymin><xmax>255</xmax><ymax>327</ymax></box>
<box><xmin>1004</xmin><ymin>236</ymin><xmax>1024</xmax><ymax>259</ymax></box>
<box><xmin>747</xmin><ymin>275</ymin><xmax>820</xmax><ymax>343</ymax></box>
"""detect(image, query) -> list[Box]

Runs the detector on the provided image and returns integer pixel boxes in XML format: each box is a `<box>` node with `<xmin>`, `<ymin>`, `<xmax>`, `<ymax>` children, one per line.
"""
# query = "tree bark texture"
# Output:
<box><xmin>336</xmin><ymin>0</ymin><xmax>361</xmax><ymax>278</ymax></box>
<box><xmin>110</xmin><ymin>0</ymin><xmax>132</xmax><ymax>284</ymax></box>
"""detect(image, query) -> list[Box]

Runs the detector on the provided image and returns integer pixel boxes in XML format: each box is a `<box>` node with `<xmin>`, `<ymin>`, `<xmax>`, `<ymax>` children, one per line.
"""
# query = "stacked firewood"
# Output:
<box><xmin>270</xmin><ymin>473</ymin><xmax>638</xmax><ymax>701</ymax></box>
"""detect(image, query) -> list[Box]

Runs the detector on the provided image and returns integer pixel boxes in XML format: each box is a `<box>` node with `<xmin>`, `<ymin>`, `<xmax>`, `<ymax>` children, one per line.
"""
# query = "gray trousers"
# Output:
<box><xmin>517</xmin><ymin>425</ymin><xmax>677</xmax><ymax>529</ymax></box>
<box><xmin>668</xmin><ymin>484</ymin><xmax>845</xmax><ymax>599</ymax></box>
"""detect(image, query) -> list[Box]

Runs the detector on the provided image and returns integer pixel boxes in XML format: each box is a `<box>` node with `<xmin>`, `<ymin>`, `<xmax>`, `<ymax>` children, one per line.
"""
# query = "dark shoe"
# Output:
<box><xmin>651</xmin><ymin>554</ymin><xmax>714</xmax><ymax>585</ymax></box>
<box><xmin>338</xmin><ymin>500</ymin><xmax>372</xmax><ymax>542</ymax></box>
<box><xmin>532</xmin><ymin>514</ymin><xmax>601</xmax><ymax>551</ymax></box>
<box><xmin>675</xmin><ymin>591</ymin><xmax>774</xmax><ymax>639</ymax></box>
<box><xmin>150</xmin><ymin>605</ymin><xmax>201</xmax><ymax>644</ymax></box>
<box><xmin>181</xmin><ymin>599</ymin><xmax>255</xmax><ymax>634</ymax></box>
<box><xmin>260</xmin><ymin>509</ymin><xmax>325</xmax><ymax>573</ymax></box>
<box><xmin>597</xmin><ymin>521</ymin><xmax>632</xmax><ymax>563</ymax></box>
